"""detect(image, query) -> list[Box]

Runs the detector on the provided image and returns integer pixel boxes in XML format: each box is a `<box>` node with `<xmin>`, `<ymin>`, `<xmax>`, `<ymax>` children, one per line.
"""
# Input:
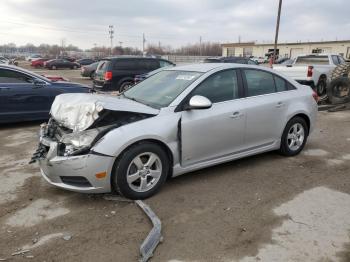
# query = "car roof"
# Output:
<box><xmin>103</xmin><ymin>56</ymin><xmax>162</xmax><ymax>61</ymax></box>
<box><xmin>164</xmin><ymin>63</ymin><xmax>243</xmax><ymax>73</ymax></box>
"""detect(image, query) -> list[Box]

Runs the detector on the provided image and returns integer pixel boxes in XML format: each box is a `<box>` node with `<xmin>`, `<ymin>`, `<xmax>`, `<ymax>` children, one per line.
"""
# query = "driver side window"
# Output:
<box><xmin>191</xmin><ymin>69</ymin><xmax>239</xmax><ymax>103</ymax></box>
<box><xmin>0</xmin><ymin>69</ymin><xmax>33</xmax><ymax>84</ymax></box>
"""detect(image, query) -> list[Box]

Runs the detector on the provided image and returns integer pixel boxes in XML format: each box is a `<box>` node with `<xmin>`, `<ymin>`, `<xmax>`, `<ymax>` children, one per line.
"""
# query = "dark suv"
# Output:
<box><xmin>203</xmin><ymin>56</ymin><xmax>258</xmax><ymax>65</ymax></box>
<box><xmin>93</xmin><ymin>56</ymin><xmax>174</xmax><ymax>91</ymax></box>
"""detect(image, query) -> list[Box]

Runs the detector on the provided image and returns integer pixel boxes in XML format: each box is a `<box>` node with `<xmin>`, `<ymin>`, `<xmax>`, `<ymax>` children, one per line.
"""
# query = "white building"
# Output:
<box><xmin>222</xmin><ymin>40</ymin><xmax>350</xmax><ymax>59</ymax></box>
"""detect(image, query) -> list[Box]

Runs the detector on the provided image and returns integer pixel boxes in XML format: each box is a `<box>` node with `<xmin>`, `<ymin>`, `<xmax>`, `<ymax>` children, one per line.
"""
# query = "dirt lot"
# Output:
<box><xmin>0</xmin><ymin>65</ymin><xmax>350</xmax><ymax>262</ymax></box>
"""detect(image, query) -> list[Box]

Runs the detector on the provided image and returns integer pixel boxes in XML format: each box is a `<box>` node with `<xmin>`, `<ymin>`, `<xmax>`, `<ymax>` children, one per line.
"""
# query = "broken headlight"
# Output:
<box><xmin>60</xmin><ymin>126</ymin><xmax>112</xmax><ymax>155</ymax></box>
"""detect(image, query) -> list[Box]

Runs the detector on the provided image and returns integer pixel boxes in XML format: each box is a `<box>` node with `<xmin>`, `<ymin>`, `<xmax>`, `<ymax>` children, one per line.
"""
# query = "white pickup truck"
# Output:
<box><xmin>273</xmin><ymin>54</ymin><xmax>347</xmax><ymax>98</ymax></box>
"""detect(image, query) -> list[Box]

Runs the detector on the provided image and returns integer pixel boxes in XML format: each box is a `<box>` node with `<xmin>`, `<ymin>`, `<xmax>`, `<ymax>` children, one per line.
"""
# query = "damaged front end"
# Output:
<box><xmin>30</xmin><ymin>110</ymin><xmax>154</xmax><ymax>163</ymax></box>
<box><xmin>29</xmin><ymin>93</ymin><xmax>159</xmax><ymax>193</ymax></box>
<box><xmin>30</xmin><ymin>92</ymin><xmax>159</xmax><ymax>162</ymax></box>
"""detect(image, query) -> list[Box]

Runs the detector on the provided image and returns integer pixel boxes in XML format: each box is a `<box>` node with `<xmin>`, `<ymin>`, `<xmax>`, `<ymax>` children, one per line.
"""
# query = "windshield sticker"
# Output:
<box><xmin>176</xmin><ymin>75</ymin><xmax>196</xmax><ymax>81</ymax></box>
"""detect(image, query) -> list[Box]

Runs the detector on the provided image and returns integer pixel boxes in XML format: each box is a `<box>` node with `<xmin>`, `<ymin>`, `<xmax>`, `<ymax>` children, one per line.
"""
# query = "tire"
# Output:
<box><xmin>330</xmin><ymin>63</ymin><xmax>350</xmax><ymax>80</ymax></box>
<box><xmin>316</xmin><ymin>77</ymin><xmax>327</xmax><ymax>98</ymax></box>
<box><xmin>90</xmin><ymin>71</ymin><xmax>96</xmax><ymax>80</ymax></box>
<box><xmin>51</xmin><ymin>65</ymin><xmax>56</xmax><ymax>70</ymax></box>
<box><xmin>112</xmin><ymin>142</ymin><xmax>169</xmax><ymax>199</ymax></box>
<box><xmin>119</xmin><ymin>81</ymin><xmax>134</xmax><ymax>92</ymax></box>
<box><xmin>327</xmin><ymin>77</ymin><xmax>350</xmax><ymax>105</ymax></box>
<box><xmin>279</xmin><ymin>117</ymin><xmax>309</xmax><ymax>156</ymax></box>
<box><xmin>73</xmin><ymin>65</ymin><xmax>77</xmax><ymax>69</ymax></box>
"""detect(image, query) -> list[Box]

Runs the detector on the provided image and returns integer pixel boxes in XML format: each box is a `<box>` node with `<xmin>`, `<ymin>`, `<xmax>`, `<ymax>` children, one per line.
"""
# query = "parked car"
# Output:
<box><xmin>26</xmin><ymin>54</ymin><xmax>42</xmax><ymax>61</ymax></box>
<box><xmin>281</xmin><ymin>59</ymin><xmax>295</xmax><ymax>65</ymax></box>
<box><xmin>250</xmin><ymin>57</ymin><xmax>266</xmax><ymax>64</ymax></box>
<box><xmin>0</xmin><ymin>56</ymin><xmax>10</xmax><ymax>64</ymax></box>
<box><xmin>134</xmin><ymin>65</ymin><xmax>175</xmax><ymax>84</ymax></box>
<box><xmin>44</xmin><ymin>59</ymin><xmax>81</xmax><ymax>70</ymax></box>
<box><xmin>93</xmin><ymin>56</ymin><xmax>175</xmax><ymax>92</ymax></box>
<box><xmin>275</xmin><ymin>57</ymin><xmax>290</xmax><ymax>64</ymax></box>
<box><xmin>0</xmin><ymin>65</ymin><xmax>89</xmax><ymax>123</ymax></box>
<box><xmin>31</xmin><ymin>58</ymin><xmax>49</xmax><ymax>68</ymax></box>
<box><xmin>33</xmin><ymin>63</ymin><xmax>317</xmax><ymax>199</ymax></box>
<box><xmin>81</xmin><ymin>62</ymin><xmax>99</xmax><ymax>79</ymax></box>
<box><xmin>41</xmin><ymin>74</ymin><xmax>68</xmax><ymax>82</ymax></box>
<box><xmin>203</xmin><ymin>56</ymin><xmax>258</xmax><ymax>65</ymax></box>
<box><xmin>77</xmin><ymin>58</ymin><xmax>95</xmax><ymax>66</ymax></box>
<box><xmin>58</xmin><ymin>56</ymin><xmax>76</xmax><ymax>62</ymax></box>
<box><xmin>273</xmin><ymin>54</ymin><xmax>346</xmax><ymax>97</ymax></box>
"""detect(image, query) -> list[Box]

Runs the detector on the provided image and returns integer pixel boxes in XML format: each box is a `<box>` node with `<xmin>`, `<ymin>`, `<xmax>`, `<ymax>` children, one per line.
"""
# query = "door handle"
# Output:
<box><xmin>230</xmin><ymin>111</ymin><xmax>242</xmax><ymax>119</ymax></box>
<box><xmin>275</xmin><ymin>102</ymin><xmax>284</xmax><ymax>108</ymax></box>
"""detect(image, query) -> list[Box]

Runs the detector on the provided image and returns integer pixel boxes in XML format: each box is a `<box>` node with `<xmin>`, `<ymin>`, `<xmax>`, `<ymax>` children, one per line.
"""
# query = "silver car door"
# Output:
<box><xmin>240</xmin><ymin>69</ymin><xmax>289</xmax><ymax>149</ymax></box>
<box><xmin>180</xmin><ymin>69</ymin><xmax>246</xmax><ymax>167</ymax></box>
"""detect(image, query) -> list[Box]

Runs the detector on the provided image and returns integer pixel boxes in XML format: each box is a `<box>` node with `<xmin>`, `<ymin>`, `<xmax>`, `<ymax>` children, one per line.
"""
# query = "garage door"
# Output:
<box><xmin>290</xmin><ymin>48</ymin><xmax>304</xmax><ymax>58</ymax></box>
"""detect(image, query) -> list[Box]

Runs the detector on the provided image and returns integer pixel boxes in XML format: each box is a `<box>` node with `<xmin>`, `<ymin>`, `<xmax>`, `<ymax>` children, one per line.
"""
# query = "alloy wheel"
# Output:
<box><xmin>287</xmin><ymin>123</ymin><xmax>305</xmax><ymax>151</ymax></box>
<box><xmin>126</xmin><ymin>152</ymin><xmax>162</xmax><ymax>193</ymax></box>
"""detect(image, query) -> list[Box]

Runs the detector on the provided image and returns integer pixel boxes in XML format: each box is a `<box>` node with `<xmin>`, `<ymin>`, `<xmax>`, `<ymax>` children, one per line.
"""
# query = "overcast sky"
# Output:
<box><xmin>1</xmin><ymin>0</ymin><xmax>349</xmax><ymax>50</ymax></box>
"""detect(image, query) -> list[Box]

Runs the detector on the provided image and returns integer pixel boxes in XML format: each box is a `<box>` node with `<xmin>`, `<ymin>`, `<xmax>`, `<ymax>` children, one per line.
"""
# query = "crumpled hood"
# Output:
<box><xmin>50</xmin><ymin>93</ymin><xmax>159</xmax><ymax>132</ymax></box>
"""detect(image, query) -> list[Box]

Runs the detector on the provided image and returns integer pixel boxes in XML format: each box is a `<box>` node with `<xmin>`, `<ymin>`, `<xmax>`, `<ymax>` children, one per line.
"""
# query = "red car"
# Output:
<box><xmin>31</xmin><ymin>58</ymin><xmax>49</xmax><ymax>68</ymax></box>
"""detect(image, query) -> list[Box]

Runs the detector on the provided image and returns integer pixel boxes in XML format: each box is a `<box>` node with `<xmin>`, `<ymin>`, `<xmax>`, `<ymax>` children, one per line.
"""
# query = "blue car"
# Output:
<box><xmin>0</xmin><ymin>65</ymin><xmax>89</xmax><ymax>124</ymax></box>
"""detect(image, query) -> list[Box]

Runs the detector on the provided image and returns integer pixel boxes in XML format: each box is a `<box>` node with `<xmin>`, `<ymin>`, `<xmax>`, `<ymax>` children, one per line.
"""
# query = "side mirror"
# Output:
<box><xmin>187</xmin><ymin>95</ymin><xmax>212</xmax><ymax>110</ymax></box>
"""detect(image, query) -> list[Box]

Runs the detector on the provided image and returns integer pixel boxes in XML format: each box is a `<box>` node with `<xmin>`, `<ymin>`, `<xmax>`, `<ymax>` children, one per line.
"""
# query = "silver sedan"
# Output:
<box><xmin>34</xmin><ymin>63</ymin><xmax>318</xmax><ymax>199</ymax></box>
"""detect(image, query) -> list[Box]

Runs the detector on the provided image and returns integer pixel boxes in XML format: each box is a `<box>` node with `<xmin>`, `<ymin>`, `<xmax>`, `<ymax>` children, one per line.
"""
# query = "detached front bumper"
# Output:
<box><xmin>37</xmin><ymin>138</ymin><xmax>114</xmax><ymax>193</ymax></box>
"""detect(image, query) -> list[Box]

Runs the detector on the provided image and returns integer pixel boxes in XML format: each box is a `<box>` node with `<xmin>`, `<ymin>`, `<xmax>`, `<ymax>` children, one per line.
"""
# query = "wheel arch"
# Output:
<box><xmin>288</xmin><ymin>113</ymin><xmax>311</xmax><ymax>133</ymax></box>
<box><xmin>111</xmin><ymin>138</ymin><xmax>174</xmax><ymax>180</ymax></box>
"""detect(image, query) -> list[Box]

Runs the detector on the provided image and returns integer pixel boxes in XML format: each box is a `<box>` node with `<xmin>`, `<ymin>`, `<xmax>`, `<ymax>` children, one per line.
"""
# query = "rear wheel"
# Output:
<box><xmin>119</xmin><ymin>81</ymin><xmax>134</xmax><ymax>92</ymax></box>
<box><xmin>316</xmin><ymin>77</ymin><xmax>327</xmax><ymax>99</ymax></box>
<box><xmin>279</xmin><ymin>117</ymin><xmax>308</xmax><ymax>156</ymax></box>
<box><xmin>51</xmin><ymin>65</ymin><xmax>56</xmax><ymax>70</ymax></box>
<box><xmin>112</xmin><ymin>142</ymin><xmax>169</xmax><ymax>199</ymax></box>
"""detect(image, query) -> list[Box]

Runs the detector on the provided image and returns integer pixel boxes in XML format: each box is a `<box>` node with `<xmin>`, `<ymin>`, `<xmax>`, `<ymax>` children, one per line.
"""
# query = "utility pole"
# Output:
<box><xmin>272</xmin><ymin>0</ymin><xmax>282</xmax><ymax>65</ymax></box>
<box><xmin>199</xmin><ymin>36</ymin><xmax>202</xmax><ymax>56</ymax></box>
<box><xmin>142</xmin><ymin>33</ymin><xmax>146</xmax><ymax>56</ymax></box>
<box><xmin>108</xmin><ymin>25</ymin><xmax>114</xmax><ymax>55</ymax></box>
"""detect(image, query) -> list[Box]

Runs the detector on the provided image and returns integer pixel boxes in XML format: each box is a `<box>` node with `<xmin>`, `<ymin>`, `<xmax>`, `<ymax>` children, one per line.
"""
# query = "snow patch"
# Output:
<box><xmin>6</xmin><ymin>199</ymin><xmax>70</xmax><ymax>227</ymax></box>
<box><xmin>238</xmin><ymin>187</ymin><xmax>350</xmax><ymax>262</ymax></box>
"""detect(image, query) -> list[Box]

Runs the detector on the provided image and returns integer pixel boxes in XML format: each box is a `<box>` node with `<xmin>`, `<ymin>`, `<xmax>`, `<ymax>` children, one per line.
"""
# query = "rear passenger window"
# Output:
<box><xmin>113</xmin><ymin>60</ymin><xmax>135</xmax><ymax>70</ymax></box>
<box><xmin>244</xmin><ymin>70</ymin><xmax>275</xmax><ymax>96</ymax></box>
<box><xmin>191</xmin><ymin>70</ymin><xmax>239</xmax><ymax>103</ymax></box>
<box><xmin>287</xmin><ymin>82</ymin><xmax>297</xmax><ymax>90</ymax></box>
<box><xmin>274</xmin><ymin>76</ymin><xmax>287</xmax><ymax>92</ymax></box>
<box><xmin>159</xmin><ymin>60</ymin><xmax>173</xmax><ymax>67</ymax></box>
<box><xmin>139</xmin><ymin>60</ymin><xmax>159</xmax><ymax>70</ymax></box>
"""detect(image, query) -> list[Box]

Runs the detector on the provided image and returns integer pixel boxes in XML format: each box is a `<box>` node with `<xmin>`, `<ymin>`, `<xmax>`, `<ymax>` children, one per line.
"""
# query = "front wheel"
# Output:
<box><xmin>112</xmin><ymin>142</ymin><xmax>169</xmax><ymax>199</ymax></box>
<box><xmin>90</xmin><ymin>71</ymin><xmax>96</xmax><ymax>80</ymax></box>
<box><xmin>279</xmin><ymin>117</ymin><xmax>308</xmax><ymax>156</ymax></box>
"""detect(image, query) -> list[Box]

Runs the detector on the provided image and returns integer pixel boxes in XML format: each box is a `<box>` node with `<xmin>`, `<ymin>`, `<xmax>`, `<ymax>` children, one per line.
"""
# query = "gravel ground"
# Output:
<box><xmin>0</xmin><ymin>65</ymin><xmax>350</xmax><ymax>261</ymax></box>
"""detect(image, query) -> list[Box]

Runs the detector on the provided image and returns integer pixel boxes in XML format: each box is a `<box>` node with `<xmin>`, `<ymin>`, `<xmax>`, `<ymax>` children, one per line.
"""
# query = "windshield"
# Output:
<box><xmin>124</xmin><ymin>70</ymin><xmax>202</xmax><ymax>108</ymax></box>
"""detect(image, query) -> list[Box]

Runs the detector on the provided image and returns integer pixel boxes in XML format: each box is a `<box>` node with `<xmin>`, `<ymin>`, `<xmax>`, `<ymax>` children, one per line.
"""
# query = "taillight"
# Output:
<box><xmin>104</xmin><ymin>71</ymin><xmax>112</xmax><ymax>81</ymax></box>
<box><xmin>307</xmin><ymin>66</ymin><xmax>313</xmax><ymax>78</ymax></box>
<box><xmin>312</xmin><ymin>90</ymin><xmax>319</xmax><ymax>102</ymax></box>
